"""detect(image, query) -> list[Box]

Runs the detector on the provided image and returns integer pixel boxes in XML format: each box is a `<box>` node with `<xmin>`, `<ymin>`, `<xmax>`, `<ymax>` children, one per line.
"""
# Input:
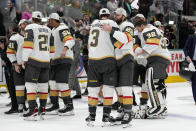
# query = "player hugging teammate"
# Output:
<box><xmin>86</xmin><ymin>8</ymin><xmax>171</xmax><ymax>128</ymax></box>
<box><xmin>5</xmin><ymin>8</ymin><xmax>170</xmax><ymax>125</ymax></box>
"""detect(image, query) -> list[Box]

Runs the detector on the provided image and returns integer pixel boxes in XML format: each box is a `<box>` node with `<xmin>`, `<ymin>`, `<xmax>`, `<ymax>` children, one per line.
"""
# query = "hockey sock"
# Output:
<box><xmin>16</xmin><ymin>86</ymin><xmax>25</xmax><ymax>105</ymax></box>
<box><xmin>141</xmin><ymin>84</ymin><xmax>149</xmax><ymax>102</ymax></box>
<box><xmin>38</xmin><ymin>83</ymin><xmax>48</xmax><ymax>108</ymax></box>
<box><xmin>89</xmin><ymin>106</ymin><xmax>97</xmax><ymax>115</ymax></box>
<box><xmin>50</xmin><ymin>96</ymin><xmax>59</xmax><ymax>106</ymax></box>
<box><xmin>103</xmin><ymin>106</ymin><xmax>112</xmax><ymax>115</ymax></box>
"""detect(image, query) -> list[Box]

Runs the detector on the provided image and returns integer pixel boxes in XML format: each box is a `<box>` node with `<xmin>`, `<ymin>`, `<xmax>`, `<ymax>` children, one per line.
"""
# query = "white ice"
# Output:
<box><xmin>0</xmin><ymin>82</ymin><xmax>196</xmax><ymax>131</ymax></box>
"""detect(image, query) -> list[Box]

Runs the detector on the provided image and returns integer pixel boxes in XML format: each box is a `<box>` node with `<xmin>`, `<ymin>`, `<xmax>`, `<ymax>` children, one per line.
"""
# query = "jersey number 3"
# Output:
<box><xmin>90</xmin><ymin>29</ymin><xmax>100</xmax><ymax>47</ymax></box>
<box><xmin>38</xmin><ymin>35</ymin><xmax>48</xmax><ymax>51</ymax></box>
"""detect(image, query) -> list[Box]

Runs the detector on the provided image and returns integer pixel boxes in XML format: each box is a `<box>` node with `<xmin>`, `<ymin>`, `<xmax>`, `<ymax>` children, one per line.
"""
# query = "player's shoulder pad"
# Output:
<box><xmin>58</xmin><ymin>23</ymin><xmax>69</xmax><ymax>30</ymax></box>
<box><xmin>121</xmin><ymin>21</ymin><xmax>134</xmax><ymax>35</ymax></box>
<box><xmin>142</xmin><ymin>25</ymin><xmax>160</xmax><ymax>40</ymax></box>
<box><xmin>91</xmin><ymin>19</ymin><xmax>99</xmax><ymax>25</ymax></box>
<box><xmin>9</xmin><ymin>34</ymin><xmax>18</xmax><ymax>41</ymax></box>
<box><xmin>142</xmin><ymin>25</ymin><xmax>156</xmax><ymax>34</ymax></box>
<box><xmin>108</xmin><ymin>19</ymin><xmax>119</xmax><ymax>28</ymax></box>
<box><xmin>122</xmin><ymin>21</ymin><xmax>134</xmax><ymax>28</ymax></box>
<box><xmin>25</xmin><ymin>23</ymin><xmax>37</xmax><ymax>30</ymax></box>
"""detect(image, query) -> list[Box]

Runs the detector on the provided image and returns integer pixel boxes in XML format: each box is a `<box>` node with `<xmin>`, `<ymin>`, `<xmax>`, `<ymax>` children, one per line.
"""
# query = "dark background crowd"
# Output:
<box><xmin>1</xmin><ymin>0</ymin><xmax>196</xmax><ymax>51</ymax></box>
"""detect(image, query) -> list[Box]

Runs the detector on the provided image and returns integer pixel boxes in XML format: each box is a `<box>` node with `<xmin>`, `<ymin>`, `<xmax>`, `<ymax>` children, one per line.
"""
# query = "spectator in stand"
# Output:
<box><xmin>81</xmin><ymin>13</ymin><xmax>91</xmax><ymax>72</ymax></box>
<box><xmin>107</xmin><ymin>0</ymin><xmax>118</xmax><ymax>15</ymax></box>
<box><xmin>138</xmin><ymin>0</ymin><xmax>153</xmax><ymax>18</ymax></box>
<box><xmin>155</xmin><ymin>2</ymin><xmax>164</xmax><ymax>15</ymax></box>
<box><xmin>57</xmin><ymin>7</ymin><xmax>64</xmax><ymax>17</ymax></box>
<box><xmin>164</xmin><ymin>25</ymin><xmax>176</xmax><ymax>49</ymax></box>
<box><xmin>2</xmin><ymin>0</ymin><xmax>17</xmax><ymax>32</ymax></box>
<box><xmin>0</xmin><ymin>10</ymin><xmax>6</xmax><ymax>37</ymax></box>
<box><xmin>121</xmin><ymin>0</ymin><xmax>132</xmax><ymax>19</ymax></box>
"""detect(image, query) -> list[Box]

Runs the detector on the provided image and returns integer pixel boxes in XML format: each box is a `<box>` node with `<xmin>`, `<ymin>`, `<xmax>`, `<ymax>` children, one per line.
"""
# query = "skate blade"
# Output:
<box><xmin>113</xmin><ymin>121</ymin><xmax>121</xmax><ymax>125</ymax></box>
<box><xmin>86</xmin><ymin>121</ymin><xmax>95</xmax><ymax>127</ymax></box>
<box><xmin>46</xmin><ymin>110</ymin><xmax>59</xmax><ymax>115</ymax></box>
<box><xmin>39</xmin><ymin>115</ymin><xmax>45</xmax><ymax>120</ymax></box>
<box><xmin>147</xmin><ymin>115</ymin><xmax>165</xmax><ymax>119</ymax></box>
<box><xmin>101</xmin><ymin>122</ymin><xmax>115</xmax><ymax>127</ymax></box>
<box><xmin>123</xmin><ymin>123</ymin><xmax>132</xmax><ymax>128</ymax></box>
<box><xmin>58</xmin><ymin>111</ymin><xmax>75</xmax><ymax>116</ymax></box>
<box><xmin>23</xmin><ymin>115</ymin><xmax>38</xmax><ymax>121</ymax></box>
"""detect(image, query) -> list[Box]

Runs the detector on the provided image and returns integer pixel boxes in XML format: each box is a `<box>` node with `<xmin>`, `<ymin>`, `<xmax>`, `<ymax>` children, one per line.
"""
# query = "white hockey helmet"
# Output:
<box><xmin>49</xmin><ymin>13</ymin><xmax>60</xmax><ymax>21</ymax></box>
<box><xmin>154</xmin><ymin>21</ymin><xmax>162</xmax><ymax>27</ymax></box>
<box><xmin>134</xmin><ymin>14</ymin><xmax>145</xmax><ymax>19</ymax></box>
<box><xmin>32</xmin><ymin>11</ymin><xmax>43</xmax><ymax>19</ymax></box>
<box><xmin>99</xmin><ymin>8</ymin><xmax>110</xmax><ymax>16</ymax></box>
<box><xmin>114</xmin><ymin>8</ymin><xmax>127</xmax><ymax>17</ymax></box>
<box><xmin>18</xmin><ymin>19</ymin><xmax>27</xmax><ymax>26</ymax></box>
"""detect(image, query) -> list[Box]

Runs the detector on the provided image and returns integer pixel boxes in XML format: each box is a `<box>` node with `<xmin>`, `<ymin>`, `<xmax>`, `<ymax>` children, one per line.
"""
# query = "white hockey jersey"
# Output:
<box><xmin>51</xmin><ymin>23</ymin><xmax>75</xmax><ymax>65</ymax></box>
<box><xmin>133</xmin><ymin>24</ymin><xmax>153</xmax><ymax>53</ymax></box>
<box><xmin>7</xmin><ymin>33</ymin><xmax>24</xmax><ymax>65</ymax></box>
<box><xmin>22</xmin><ymin>23</ymin><xmax>52</xmax><ymax>68</ymax></box>
<box><xmin>133</xmin><ymin>29</ymin><xmax>141</xmax><ymax>52</ymax></box>
<box><xmin>140</xmin><ymin>25</ymin><xmax>171</xmax><ymax>60</ymax></box>
<box><xmin>88</xmin><ymin>19</ymin><xmax>118</xmax><ymax>60</ymax></box>
<box><xmin>111</xmin><ymin>21</ymin><xmax>134</xmax><ymax>62</ymax></box>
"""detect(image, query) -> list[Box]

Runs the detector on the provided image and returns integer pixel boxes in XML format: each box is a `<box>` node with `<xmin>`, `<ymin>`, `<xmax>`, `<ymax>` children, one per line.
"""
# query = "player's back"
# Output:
<box><xmin>51</xmin><ymin>23</ymin><xmax>74</xmax><ymax>64</ymax></box>
<box><xmin>141</xmin><ymin>25</ymin><xmax>171</xmax><ymax>60</ymax></box>
<box><xmin>23</xmin><ymin>23</ymin><xmax>51</xmax><ymax>67</ymax></box>
<box><xmin>88</xmin><ymin>19</ymin><xmax>118</xmax><ymax>61</ymax></box>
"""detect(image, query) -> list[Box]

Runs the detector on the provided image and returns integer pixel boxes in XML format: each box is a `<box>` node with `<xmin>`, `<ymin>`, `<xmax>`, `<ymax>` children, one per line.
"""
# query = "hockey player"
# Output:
<box><xmin>132</xmin><ymin>14</ymin><xmax>149</xmax><ymax>118</ymax></box>
<box><xmin>46</xmin><ymin>13</ymin><xmax>75</xmax><ymax>115</ymax></box>
<box><xmin>85</xmin><ymin>8</ymin><xmax>119</xmax><ymax>127</ymax></box>
<box><xmin>102</xmin><ymin>8</ymin><xmax>134</xmax><ymax>127</ymax></box>
<box><xmin>7</xmin><ymin>19</ymin><xmax>28</xmax><ymax>114</ymax></box>
<box><xmin>22</xmin><ymin>11</ymin><xmax>52</xmax><ymax>120</ymax></box>
<box><xmin>134</xmin><ymin>20</ymin><xmax>171</xmax><ymax>118</ymax></box>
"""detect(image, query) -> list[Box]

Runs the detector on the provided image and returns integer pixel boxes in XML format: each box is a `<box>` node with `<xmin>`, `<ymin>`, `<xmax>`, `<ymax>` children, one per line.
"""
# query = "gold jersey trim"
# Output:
<box><xmin>89</xmin><ymin>56</ymin><xmax>115</xmax><ymax>60</ymax></box>
<box><xmin>29</xmin><ymin>57</ymin><xmax>50</xmax><ymax>63</ymax></box>
<box><xmin>52</xmin><ymin>57</ymin><xmax>73</xmax><ymax>60</ymax></box>
<box><xmin>116</xmin><ymin>52</ymin><xmax>133</xmax><ymax>60</ymax></box>
<box><xmin>147</xmin><ymin>54</ymin><xmax>171</xmax><ymax>61</ymax></box>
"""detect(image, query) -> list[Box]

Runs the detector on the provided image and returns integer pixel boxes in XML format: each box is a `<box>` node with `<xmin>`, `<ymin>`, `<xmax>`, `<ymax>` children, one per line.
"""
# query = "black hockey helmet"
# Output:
<box><xmin>179</xmin><ymin>60</ymin><xmax>195</xmax><ymax>81</ymax></box>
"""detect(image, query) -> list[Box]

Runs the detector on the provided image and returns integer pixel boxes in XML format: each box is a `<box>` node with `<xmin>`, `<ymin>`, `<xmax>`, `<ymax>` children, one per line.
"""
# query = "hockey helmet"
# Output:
<box><xmin>99</xmin><ymin>8</ymin><xmax>110</xmax><ymax>16</ymax></box>
<box><xmin>32</xmin><ymin>11</ymin><xmax>43</xmax><ymax>19</ymax></box>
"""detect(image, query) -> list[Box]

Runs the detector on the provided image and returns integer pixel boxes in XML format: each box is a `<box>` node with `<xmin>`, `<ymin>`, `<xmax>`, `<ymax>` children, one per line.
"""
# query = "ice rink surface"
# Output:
<box><xmin>0</xmin><ymin>82</ymin><xmax>196</xmax><ymax>131</ymax></box>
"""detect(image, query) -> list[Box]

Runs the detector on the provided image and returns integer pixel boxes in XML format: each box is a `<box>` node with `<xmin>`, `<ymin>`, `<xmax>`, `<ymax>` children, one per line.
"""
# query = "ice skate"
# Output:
<box><xmin>38</xmin><ymin>107</ymin><xmax>46</xmax><ymax>120</ymax></box>
<box><xmin>46</xmin><ymin>104</ymin><xmax>59</xmax><ymax>114</ymax></box>
<box><xmin>121</xmin><ymin>112</ymin><xmax>132</xmax><ymax>128</ymax></box>
<box><xmin>18</xmin><ymin>104</ymin><xmax>28</xmax><ymax>116</ymax></box>
<box><xmin>102</xmin><ymin>114</ymin><xmax>116</xmax><ymax>127</ymax></box>
<box><xmin>85</xmin><ymin>114</ymin><xmax>95</xmax><ymax>127</ymax></box>
<box><xmin>58</xmin><ymin>104</ymin><xmax>74</xmax><ymax>116</ymax></box>
<box><xmin>23</xmin><ymin>108</ymin><xmax>38</xmax><ymax>121</ymax></box>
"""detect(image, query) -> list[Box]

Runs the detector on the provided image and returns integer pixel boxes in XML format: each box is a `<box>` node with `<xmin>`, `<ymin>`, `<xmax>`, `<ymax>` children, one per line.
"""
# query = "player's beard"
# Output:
<box><xmin>116</xmin><ymin>18</ymin><xmax>123</xmax><ymax>25</ymax></box>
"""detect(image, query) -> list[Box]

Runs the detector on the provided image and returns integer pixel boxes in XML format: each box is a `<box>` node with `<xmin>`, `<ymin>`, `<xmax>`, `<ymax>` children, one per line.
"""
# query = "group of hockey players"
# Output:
<box><xmin>86</xmin><ymin>8</ymin><xmax>170</xmax><ymax>127</ymax></box>
<box><xmin>5</xmin><ymin>6</ymin><xmax>171</xmax><ymax>128</ymax></box>
<box><xmin>7</xmin><ymin>11</ymin><xmax>75</xmax><ymax>120</ymax></box>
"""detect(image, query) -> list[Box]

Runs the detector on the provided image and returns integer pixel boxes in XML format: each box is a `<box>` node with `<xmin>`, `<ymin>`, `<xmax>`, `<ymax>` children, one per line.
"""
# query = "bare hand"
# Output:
<box><xmin>102</xmin><ymin>23</ymin><xmax>112</xmax><ymax>32</ymax></box>
<box><xmin>60</xmin><ymin>52</ymin><xmax>66</xmax><ymax>58</ymax></box>
<box><xmin>14</xmin><ymin>63</ymin><xmax>21</xmax><ymax>73</ymax></box>
<box><xmin>22</xmin><ymin>61</ymin><xmax>27</xmax><ymax>69</ymax></box>
<box><xmin>136</xmin><ymin>49</ymin><xmax>143</xmax><ymax>56</ymax></box>
<box><xmin>186</xmin><ymin>56</ymin><xmax>191</xmax><ymax>63</ymax></box>
<box><xmin>60</xmin><ymin>47</ymin><xmax>68</xmax><ymax>58</ymax></box>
